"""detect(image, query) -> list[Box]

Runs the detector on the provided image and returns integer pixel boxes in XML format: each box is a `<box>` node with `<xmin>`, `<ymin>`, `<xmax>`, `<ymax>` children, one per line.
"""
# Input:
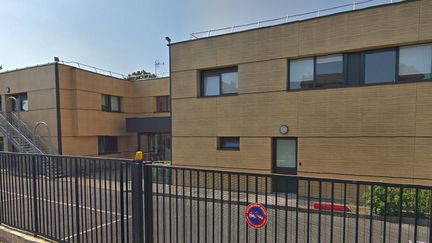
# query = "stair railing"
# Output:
<box><xmin>6</xmin><ymin>112</ymin><xmax>58</xmax><ymax>154</ymax></box>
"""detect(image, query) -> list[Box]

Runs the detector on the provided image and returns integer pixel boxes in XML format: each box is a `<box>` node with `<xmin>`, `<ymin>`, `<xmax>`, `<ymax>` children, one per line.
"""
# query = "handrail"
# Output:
<box><xmin>5</xmin><ymin>112</ymin><xmax>57</xmax><ymax>154</ymax></box>
<box><xmin>190</xmin><ymin>0</ymin><xmax>403</xmax><ymax>39</ymax></box>
<box><xmin>0</xmin><ymin>113</ymin><xmax>43</xmax><ymax>154</ymax></box>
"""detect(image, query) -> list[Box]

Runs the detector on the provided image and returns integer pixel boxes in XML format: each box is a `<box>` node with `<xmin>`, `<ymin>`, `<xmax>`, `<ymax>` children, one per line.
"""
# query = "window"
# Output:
<box><xmin>156</xmin><ymin>96</ymin><xmax>170</xmax><ymax>112</ymax></box>
<box><xmin>139</xmin><ymin>133</ymin><xmax>171</xmax><ymax>161</ymax></box>
<box><xmin>315</xmin><ymin>55</ymin><xmax>343</xmax><ymax>88</ymax></box>
<box><xmin>11</xmin><ymin>93</ymin><xmax>28</xmax><ymax>111</ymax></box>
<box><xmin>218</xmin><ymin>137</ymin><xmax>240</xmax><ymax>150</ymax></box>
<box><xmin>98</xmin><ymin>136</ymin><xmax>118</xmax><ymax>155</ymax></box>
<box><xmin>289</xmin><ymin>58</ymin><xmax>314</xmax><ymax>90</ymax></box>
<box><xmin>364</xmin><ymin>49</ymin><xmax>396</xmax><ymax>84</ymax></box>
<box><xmin>101</xmin><ymin>94</ymin><xmax>122</xmax><ymax>112</ymax></box>
<box><xmin>201</xmin><ymin>67</ymin><xmax>238</xmax><ymax>97</ymax></box>
<box><xmin>289</xmin><ymin>43</ymin><xmax>432</xmax><ymax>91</ymax></box>
<box><xmin>289</xmin><ymin>55</ymin><xmax>343</xmax><ymax>90</ymax></box>
<box><xmin>399</xmin><ymin>44</ymin><xmax>432</xmax><ymax>82</ymax></box>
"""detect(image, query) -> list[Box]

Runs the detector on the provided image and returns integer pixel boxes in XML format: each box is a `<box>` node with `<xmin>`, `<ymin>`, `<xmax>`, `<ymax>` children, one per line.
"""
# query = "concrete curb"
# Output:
<box><xmin>0</xmin><ymin>225</ymin><xmax>51</xmax><ymax>243</ymax></box>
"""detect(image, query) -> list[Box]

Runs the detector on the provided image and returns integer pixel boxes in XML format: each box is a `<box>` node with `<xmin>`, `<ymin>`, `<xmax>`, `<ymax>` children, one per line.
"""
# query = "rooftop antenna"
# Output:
<box><xmin>155</xmin><ymin>60</ymin><xmax>164</xmax><ymax>77</ymax></box>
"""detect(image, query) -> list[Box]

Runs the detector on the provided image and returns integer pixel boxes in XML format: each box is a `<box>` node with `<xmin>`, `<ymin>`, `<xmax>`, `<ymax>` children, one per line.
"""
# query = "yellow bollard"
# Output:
<box><xmin>135</xmin><ymin>151</ymin><xmax>143</xmax><ymax>161</ymax></box>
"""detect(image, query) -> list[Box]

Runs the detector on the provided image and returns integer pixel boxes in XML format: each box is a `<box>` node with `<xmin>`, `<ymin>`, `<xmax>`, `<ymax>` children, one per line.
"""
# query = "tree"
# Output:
<box><xmin>125</xmin><ymin>69</ymin><xmax>156</xmax><ymax>80</ymax></box>
<box><xmin>0</xmin><ymin>65</ymin><xmax>2</xmax><ymax>71</ymax></box>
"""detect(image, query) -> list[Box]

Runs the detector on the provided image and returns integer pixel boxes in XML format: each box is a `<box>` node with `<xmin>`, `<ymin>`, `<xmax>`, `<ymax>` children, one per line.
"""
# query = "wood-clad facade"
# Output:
<box><xmin>170</xmin><ymin>0</ymin><xmax>432</xmax><ymax>185</ymax></box>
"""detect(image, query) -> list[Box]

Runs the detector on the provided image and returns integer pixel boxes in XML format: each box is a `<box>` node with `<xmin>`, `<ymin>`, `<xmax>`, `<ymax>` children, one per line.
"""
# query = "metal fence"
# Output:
<box><xmin>0</xmin><ymin>152</ymin><xmax>431</xmax><ymax>242</ymax></box>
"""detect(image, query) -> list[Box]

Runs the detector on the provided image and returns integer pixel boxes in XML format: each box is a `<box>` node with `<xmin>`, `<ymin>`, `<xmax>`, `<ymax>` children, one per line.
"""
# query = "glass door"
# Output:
<box><xmin>272</xmin><ymin>138</ymin><xmax>298</xmax><ymax>192</ymax></box>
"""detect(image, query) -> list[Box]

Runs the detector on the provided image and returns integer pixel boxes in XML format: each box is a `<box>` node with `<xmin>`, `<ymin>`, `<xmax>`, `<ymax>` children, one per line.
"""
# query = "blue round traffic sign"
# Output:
<box><xmin>245</xmin><ymin>203</ymin><xmax>268</xmax><ymax>229</ymax></box>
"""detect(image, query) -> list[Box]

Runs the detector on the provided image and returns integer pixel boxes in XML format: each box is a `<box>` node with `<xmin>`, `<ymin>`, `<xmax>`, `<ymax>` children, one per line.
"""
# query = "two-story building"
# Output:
<box><xmin>0</xmin><ymin>62</ymin><xmax>171</xmax><ymax>160</ymax></box>
<box><xmin>170</xmin><ymin>0</ymin><xmax>432</xmax><ymax>185</ymax></box>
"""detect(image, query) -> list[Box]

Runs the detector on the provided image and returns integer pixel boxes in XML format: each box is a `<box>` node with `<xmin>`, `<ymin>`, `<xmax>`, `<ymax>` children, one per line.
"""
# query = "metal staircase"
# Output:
<box><xmin>0</xmin><ymin>111</ymin><xmax>63</xmax><ymax>178</ymax></box>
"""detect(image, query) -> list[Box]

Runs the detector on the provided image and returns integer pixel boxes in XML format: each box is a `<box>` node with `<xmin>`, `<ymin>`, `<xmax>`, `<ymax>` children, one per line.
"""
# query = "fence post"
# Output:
<box><xmin>31</xmin><ymin>155</ymin><xmax>38</xmax><ymax>235</ymax></box>
<box><xmin>143</xmin><ymin>163</ymin><xmax>153</xmax><ymax>243</ymax></box>
<box><xmin>132</xmin><ymin>152</ymin><xmax>144</xmax><ymax>243</ymax></box>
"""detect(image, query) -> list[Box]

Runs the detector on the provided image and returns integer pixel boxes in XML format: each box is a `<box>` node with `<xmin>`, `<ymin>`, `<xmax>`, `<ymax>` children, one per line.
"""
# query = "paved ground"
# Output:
<box><xmin>0</xmin><ymin>166</ymin><xmax>430</xmax><ymax>243</ymax></box>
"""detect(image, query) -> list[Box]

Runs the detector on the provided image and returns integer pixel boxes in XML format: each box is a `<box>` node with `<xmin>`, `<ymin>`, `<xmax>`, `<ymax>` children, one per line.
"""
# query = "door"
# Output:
<box><xmin>272</xmin><ymin>138</ymin><xmax>298</xmax><ymax>193</ymax></box>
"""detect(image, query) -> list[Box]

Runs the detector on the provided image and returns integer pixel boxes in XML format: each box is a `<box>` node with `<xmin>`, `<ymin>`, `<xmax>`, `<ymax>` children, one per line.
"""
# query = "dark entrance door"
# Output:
<box><xmin>272</xmin><ymin>138</ymin><xmax>298</xmax><ymax>193</ymax></box>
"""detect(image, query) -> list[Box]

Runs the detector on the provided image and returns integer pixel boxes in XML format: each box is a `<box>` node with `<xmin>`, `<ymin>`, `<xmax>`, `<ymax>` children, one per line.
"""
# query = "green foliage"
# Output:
<box><xmin>125</xmin><ymin>69</ymin><xmax>156</xmax><ymax>80</ymax></box>
<box><xmin>364</xmin><ymin>186</ymin><xmax>431</xmax><ymax>217</ymax></box>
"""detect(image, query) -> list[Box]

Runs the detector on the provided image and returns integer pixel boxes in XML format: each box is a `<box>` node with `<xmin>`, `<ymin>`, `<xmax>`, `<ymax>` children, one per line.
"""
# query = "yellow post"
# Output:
<box><xmin>135</xmin><ymin>151</ymin><xmax>143</xmax><ymax>161</ymax></box>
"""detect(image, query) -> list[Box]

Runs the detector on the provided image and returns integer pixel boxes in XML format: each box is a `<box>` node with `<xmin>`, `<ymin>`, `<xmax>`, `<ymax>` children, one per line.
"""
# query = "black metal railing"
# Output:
<box><xmin>0</xmin><ymin>152</ymin><xmax>133</xmax><ymax>243</ymax></box>
<box><xmin>145</xmin><ymin>165</ymin><xmax>432</xmax><ymax>243</ymax></box>
<box><xmin>0</xmin><ymin>152</ymin><xmax>431</xmax><ymax>242</ymax></box>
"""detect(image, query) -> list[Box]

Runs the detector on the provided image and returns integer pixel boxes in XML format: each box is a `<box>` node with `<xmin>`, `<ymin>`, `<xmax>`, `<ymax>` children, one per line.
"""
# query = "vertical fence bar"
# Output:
<box><xmin>355</xmin><ymin>184</ymin><xmax>360</xmax><ymax>243</ymax></box>
<box><xmin>398</xmin><ymin>187</ymin><xmax>403</xmax><ymax>243</ymax></box>
<box><xmin>414</xmin><ymin>188</ymin><xmax>419</xmax><ymax>243</ymax></box>
<box><xmin>369</xmin><ymin>185</ymin><xmax>374</xmax><ymax>243</ymax></box>
<box><xmin>75</xmin><ymin>158</ymin><xmax>81</xmax><ymax>243</ymax></box>
<box><xmin>143</xmin><ymin>163</ymin><xmax>154</xmax><ymax>243</ymax></box>
<box><xmin>120</xmin><ymin>163</ymin><xmax>125</xmax><ymax>243</ymax></box>
<box><xmin>32</xmin><ymin>155</ymin><xmax>38</xmax><ymax>235</ymax></box>
<box><xmin>383</xmin><ymin>186</ymin><xmax>388</xmax><ymax>243</ymax></box>
<box><xmin>131</xmin><ymin>162</ymin><xmax>143</xmax><ymax>243</ymax></box>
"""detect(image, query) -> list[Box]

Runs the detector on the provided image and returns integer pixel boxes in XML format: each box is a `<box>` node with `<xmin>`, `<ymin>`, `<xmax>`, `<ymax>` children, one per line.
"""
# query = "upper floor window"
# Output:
<box><xmin>11</xmin><ymin>93</ymin><xmax>28</xmax><ymax>112</ymax></box>
<box><xmin>364</xmin><ymin>49</ymin><xmax>396</xmax><ymax>85</ymax></box>
<box><xmin>156</xmin><ymin>96</ymin><xmax>170</xmax><ymax>112</ymax></box>
<box><xmin>289</xmin><ymin>55</ymin><xmax>343</xmax><ymax>90</ymax></box>
<box><xmin>289</xmin><ymin>43</ymin><xmax>432</xmax><ymax>91</ymax></box>
<box><xmin>399</xmin><ymin>44</ymin><xmax>432</xmax><ymax>82</ymax></box>
<box><xmin>201</xmin><ymin>67</ymin><xmax>238</xmax><ymax>97</ymax></box>
<box><xmin>101</xmin><ymin>94</ymin><xmax>122</xmax><ymax>112</ymax></box>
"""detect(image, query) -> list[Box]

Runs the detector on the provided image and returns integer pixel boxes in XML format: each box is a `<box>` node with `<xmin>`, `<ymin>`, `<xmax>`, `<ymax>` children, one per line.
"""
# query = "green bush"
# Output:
<box><xmin>363</xmin><ymin>186</ymin><xmax>431</xmax><ymax>217</ymax></box>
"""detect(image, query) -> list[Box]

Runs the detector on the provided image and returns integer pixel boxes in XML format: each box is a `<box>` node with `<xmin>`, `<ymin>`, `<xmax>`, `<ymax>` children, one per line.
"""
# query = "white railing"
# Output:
<box><xmin>59</xmin><ymin>60</ymin><xmax>127</xmax><ymax>79</ymax></box>
<box><xmin>190</xmin><ymin>0</ymin><xmax>403</xmax><ymax>39</ymax></box>
<box><xmin>59</xmin><ymin>60</ymin><xmax>169</xmax><ymax>80</ymax></box>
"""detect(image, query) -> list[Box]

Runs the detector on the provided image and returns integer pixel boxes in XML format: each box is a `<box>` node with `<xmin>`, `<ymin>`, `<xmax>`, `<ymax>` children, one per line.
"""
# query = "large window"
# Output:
<box><xmin>98</xmin><ymin>136</ymin><xmax>118</xmax><ymax>155</ymax></box>
<box><xmin>399</xmin><ymin>44</ymin><xmax>432</xmax><ymax>82</ymax></box>
<box><xmin>289</xmin><ymin>55</ymin><xmax>343</xmax><ymax>89</ymax></box>
<box><xmin>101</xmin><ymin>94</ymin><xmax>122</xmax><ymax>112</ymax></box>
<box><xmin>289</xmin><ymin>44</ymin><xmax>432</xmax><ymax>91</ymax></box>
<box><xmin>201</xmin><ymin>67</ymin><xmax>238</xmax><ymax>97</ymax></box>
<box><xmin>218</xmin><ymin>137</ymin><xmax>240</xmax><ymax>150</ymax></box>
<box><xmin>156</xmin><ymin>96</ymin><xmax>170</xmax><ymax>112</ymax></box>
<box><xmin>139</xmin><ymin>133</ymin><xmax>171</xmax><ymax>161</ymax></box>
<box><xmin>364</xmin><ymin>49</ymin><xmax>396</xmax><ymax>85</ymax></box>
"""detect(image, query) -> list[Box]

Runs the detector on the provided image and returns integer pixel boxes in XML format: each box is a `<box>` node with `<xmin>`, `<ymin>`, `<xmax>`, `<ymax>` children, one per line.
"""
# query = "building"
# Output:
<box><xmin>0</xmin><ymin>62</ymin><xmax>171</xmax><ymax>160</ymax></box>
<box><xmin>170</xmin><ymin>0</ymin><xmax>432</xmax><ymax>185</ymax></box>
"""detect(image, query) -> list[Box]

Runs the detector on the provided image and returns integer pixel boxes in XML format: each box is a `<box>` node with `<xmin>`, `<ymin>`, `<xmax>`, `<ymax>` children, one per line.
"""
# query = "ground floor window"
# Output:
<box><xmin>98</xmin><ymin>136</ymin><xmax>118</xmax><ymax>155</ymax></box>
<box><xmin>138</xmin><ymin>133</ymin><xmax>171</xmax><ymax>161</ymax></box>
<box><xmin>0</xmin><ymin>137</ymin><xmax>3</xmax><ymax>151</ymax></box>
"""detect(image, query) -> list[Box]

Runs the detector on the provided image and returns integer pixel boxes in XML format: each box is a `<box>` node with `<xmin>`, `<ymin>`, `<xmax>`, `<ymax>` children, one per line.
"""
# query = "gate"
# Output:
<box><xmin>0</xmin><ymin>152</ymin><xmax>431</xmax><ymax>242</ymax></box>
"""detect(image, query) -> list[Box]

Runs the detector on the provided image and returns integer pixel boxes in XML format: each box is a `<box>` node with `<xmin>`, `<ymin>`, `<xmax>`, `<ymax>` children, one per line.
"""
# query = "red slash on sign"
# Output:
<box><xmin>244</xmin><ymin>203</ymin><xmax>268</xmax><ymax>229</ymax></box>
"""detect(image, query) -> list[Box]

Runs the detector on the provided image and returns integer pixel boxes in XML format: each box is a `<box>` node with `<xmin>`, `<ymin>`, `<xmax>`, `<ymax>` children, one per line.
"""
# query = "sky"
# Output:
<box><xmin>0</xmin><ymin>0</ymin><xmax>392</xmax><ymax>76</ymax></box>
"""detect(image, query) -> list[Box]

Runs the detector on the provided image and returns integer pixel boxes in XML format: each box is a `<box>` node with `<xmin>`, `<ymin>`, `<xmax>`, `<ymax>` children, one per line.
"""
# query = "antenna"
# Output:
<box><xmin>155</xmin><ymin>60</ymin><xmax>164</xmax><ymax>77</ymax></box>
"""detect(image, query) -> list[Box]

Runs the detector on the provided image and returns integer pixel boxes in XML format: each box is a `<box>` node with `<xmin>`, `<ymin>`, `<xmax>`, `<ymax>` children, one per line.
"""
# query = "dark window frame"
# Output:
<box><xmin>98</xmin><ymin>136</ymin><xmax>118</xmax><ymax>155</ymax></box>
<box><xmin>200</xmin><ymin>67</ymin><xmax>238</xmax><ymax>97</ymax></box>
<box><xmin>288</xmin><ymin>55</ymin><xmax>344</xmax><ymax>90</ymax></box>
<box><xmin>217</xmin><ymin>137</ymin><xmax>240</xmax><ymax>151</ymax></box>
<box><xmin>398</xmin><ymin>43</ymin><xmax>432</xmax><ymax>83</ymax></box>
<box><xmin>155</xmin><ymin>96</ymin><xmax>170</xmax><ymax>113</ymax></box>
<box><xmin>288</xmin><ymin>44</ymin><xmax>432</xmax><ymax>91</ymax></box>
<box><xmin>101</xmin><ymin>94</ymin><xmax>122</xmax><ymax>113</ymax></box>
<box><xmin>362</xmin><ymin>48</ymin><xmax>398</xmax><ymax>86</ymax></box>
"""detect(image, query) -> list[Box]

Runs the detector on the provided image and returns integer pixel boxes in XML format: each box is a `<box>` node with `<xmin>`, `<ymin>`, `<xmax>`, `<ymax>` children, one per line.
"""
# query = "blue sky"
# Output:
<box><xmin>0</xmin><ymin>0</ymin><xmax>393</xmax><ymax>76</ymax></box>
